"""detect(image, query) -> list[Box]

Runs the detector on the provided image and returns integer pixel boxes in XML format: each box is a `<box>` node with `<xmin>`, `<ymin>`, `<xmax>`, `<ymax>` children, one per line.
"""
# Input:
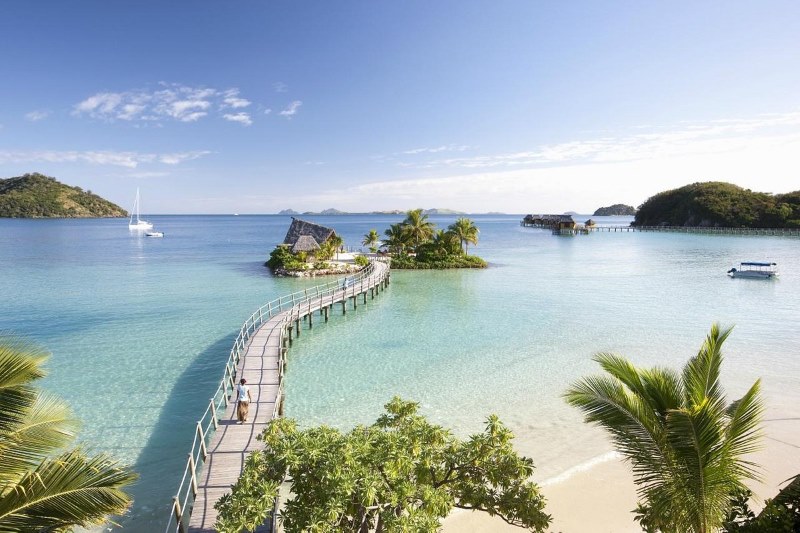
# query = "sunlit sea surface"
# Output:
<box><xmin>1</xmin><ymin>214</ymin><xmax>798</xmax><ymax>531</ymax></box>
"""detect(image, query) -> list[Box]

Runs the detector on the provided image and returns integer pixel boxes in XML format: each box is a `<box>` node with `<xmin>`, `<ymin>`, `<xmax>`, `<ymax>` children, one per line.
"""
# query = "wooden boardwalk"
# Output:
<box><xmin>176</xmin><ymin>260</ymin><xmax>390</xmax><ymax>533</ymax></box>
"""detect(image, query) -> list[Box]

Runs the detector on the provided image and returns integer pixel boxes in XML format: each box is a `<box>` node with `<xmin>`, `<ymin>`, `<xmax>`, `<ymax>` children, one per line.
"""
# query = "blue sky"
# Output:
<box><xmin>2</xmin><ymin>1</ymin><xmax>800</xmax><ymax>214</ymax></box>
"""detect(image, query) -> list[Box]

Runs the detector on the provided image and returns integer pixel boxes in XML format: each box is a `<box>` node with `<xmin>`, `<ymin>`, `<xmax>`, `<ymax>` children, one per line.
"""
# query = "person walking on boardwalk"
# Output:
<box><xmin>236</xmin><ymin>378</ymin><xmax>252</xmax><ymax>423</ymax></box>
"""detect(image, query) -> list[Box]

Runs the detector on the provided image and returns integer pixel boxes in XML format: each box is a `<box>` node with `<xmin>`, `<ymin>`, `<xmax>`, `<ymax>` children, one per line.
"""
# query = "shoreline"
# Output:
<box><xmin>442</xmin><ymin>420</ymin><xmax>800</xmax><ymax>532</ymax></box>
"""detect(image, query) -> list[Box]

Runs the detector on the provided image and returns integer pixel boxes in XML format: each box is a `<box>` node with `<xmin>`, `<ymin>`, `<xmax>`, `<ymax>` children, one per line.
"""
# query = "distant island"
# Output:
<box><xmin>0</xmin><ymin>173</ymin><xmax>127</xmax><ymax>218</ymax></box>
<box><xmin>593</xmin><ymin>204</ymin><xmax>636</xmax><ymax>216</ymax></box>
<box><xmin>634</xmin><ymin>181</ymin><xmax>800</xmax><ymax>228</ymax></box>
<box><xmin>277</xmin><ymin>208</ymin><xmax>475</xmax><ymax>216</ymax></box>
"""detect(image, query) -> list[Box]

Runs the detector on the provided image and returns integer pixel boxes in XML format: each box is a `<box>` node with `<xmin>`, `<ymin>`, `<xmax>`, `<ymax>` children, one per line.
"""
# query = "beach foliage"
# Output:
<box><xmin>354</xmin><ymin>254</ymin><xmax>370</xmax><ymax>267</ymax></box>
<box><xmin>214</xmin><ymin>397</ymin><xmax>550</xmax><ymax>533</ymax></box>
<box><xmin>565</xmin><ymin>324</ymin><xmax>764</xmax><ymax>533</ymax></box>
<box><xmin>384</xmin><ymin>211</ymin><xmax>486</xmax><ymax>269</ymax></box>
<box><xmin>266</xmin><ymin>245</ymin><xmax>308</xmax><ymax>271</ymax></box>
<box><xmin>723</xmin><ymin>474</ymin><xmax>800</xmax><ymax>532</ymax></box>
<box><xmin>0</xmin><ymin>337</ymin><xmax>136</xmax><ymax>531</ymax></box>
<box><xmin>634</xmin><ymin>181</ymin><xmax>800</xmax><ymax>228</ymax></box>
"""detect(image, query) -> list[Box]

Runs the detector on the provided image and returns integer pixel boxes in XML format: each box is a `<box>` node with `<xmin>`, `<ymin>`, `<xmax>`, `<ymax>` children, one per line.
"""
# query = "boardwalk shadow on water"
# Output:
<box><xmin>119</xmin><ymin>333</ymin><xmax>237</xmax><ymax>533</ymax></box>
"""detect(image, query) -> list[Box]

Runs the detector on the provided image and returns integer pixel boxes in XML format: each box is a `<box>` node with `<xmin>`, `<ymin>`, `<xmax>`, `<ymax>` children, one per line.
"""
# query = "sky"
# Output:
<box><xmin>1</xmin><ymin>1</ymin><xmax>800</xmax><ymax>214</ymax></box>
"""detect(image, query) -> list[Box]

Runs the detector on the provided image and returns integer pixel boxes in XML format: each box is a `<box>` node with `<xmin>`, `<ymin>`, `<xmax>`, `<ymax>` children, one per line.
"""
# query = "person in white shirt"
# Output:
<box><xmin>236</xmin><ymin>378</ymin><xmax>252</xmax><ymax>423</ymax></box>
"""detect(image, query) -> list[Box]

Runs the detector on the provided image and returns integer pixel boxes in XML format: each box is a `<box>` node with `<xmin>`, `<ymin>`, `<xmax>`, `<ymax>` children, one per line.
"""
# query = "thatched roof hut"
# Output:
<box><xmin>291</xmin><ymin>235</ymin><xmax>321</xmax><ymax>253</ymax></box>
<box><xmin>282</xmin><ymin>217</ymin><xmax>335</xmax><ymax>247</ymax></box>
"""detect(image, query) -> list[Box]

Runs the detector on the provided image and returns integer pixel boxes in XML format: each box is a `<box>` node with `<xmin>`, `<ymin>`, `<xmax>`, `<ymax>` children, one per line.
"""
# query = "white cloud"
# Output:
<box><xmin>223</xmin><ymin>113</ymin><xmax>253</xmax><ymax>126</ymax></box>
<box><xmin>273</xmin><ymin>82</ymin><xmax>288</xmax><ymax>93</ymax></box>
<box><xmin>72</xmin><ymin>84</ymin><xmax>255</xmax><ymax>124</ymax></box>
<box><xmin>25</xmin><ymin>110</ymin><xmax>51</xmax><ymax>122</ymax></box>
<box><xmin>264</xmin><ymin>108</ymin><xmax>272</xmax><ymax>115</ymax></box>
<box><xmin>279</xmin><ymin>100</ymin><xmax>302</xmax><ymax>117</ymax></box>
<box><xmin>0</xmin><ymin>149</ymin><xmax>211</xmax><ymax>169</ymax></box>
<box><xmin>402</xmin><ymin>144</ymin><xmax>471</xmax><ymax>155</ymax></box>
<box><xmin>279</xmin><ymin>110</ymin><xmax>800</xmax><ymax>213</ymax></box>
<box><xmin>221</xmin><ymin>89</ymin><xmax>251</xmax><ymax>109</ymax></box>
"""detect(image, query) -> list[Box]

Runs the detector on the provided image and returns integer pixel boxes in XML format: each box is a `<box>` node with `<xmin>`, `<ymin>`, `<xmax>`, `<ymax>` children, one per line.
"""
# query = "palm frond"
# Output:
<box><xmin>0</xmin><ymin>340</ymin><xmax>48</xmax><ymax>436</ymax></box>
<box><xmin>724</xmin><ymin>379</ymin><xmax>764</xmax><ymax>463</ymax></box>
<box><xmin>0</xmin><ymin>393</ymin><xmax>78</xmax><ymax>486</ymax></box>
<box><xmin>682</xmin><ymin>323</ymin><xmax>732</xmax><ymax>409</ymax></box>
<box><xmin>0</xmin><ymin>449</ymin><xmax>136</xmax><ymax>532</ymax></box>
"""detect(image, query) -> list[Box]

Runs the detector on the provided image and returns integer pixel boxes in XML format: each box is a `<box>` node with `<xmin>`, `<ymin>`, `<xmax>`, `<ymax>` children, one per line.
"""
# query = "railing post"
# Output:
<box><xmin>197</xmin><ymin>421</ymin><xmax>208</xmax><ymax>459</ymax></box>
<box><xmin>210</xmin><ymin>399</ymin><xmax>218</xmax><ymax>429</ymax></box>
<box><xmin>173</xmin><ymin>496</ymin><xmax>186</xmax><ymax>533</ymax></box>
<box><xmin>188</xmin><ymin>453</ymin><xmax>198</xmax><ymax>496</ymax></box>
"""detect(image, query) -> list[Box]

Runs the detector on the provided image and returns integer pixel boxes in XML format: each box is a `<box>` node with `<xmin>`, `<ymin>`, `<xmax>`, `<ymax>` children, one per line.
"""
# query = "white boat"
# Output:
<box><xmin>128</xmin><ymin>188</ymin><xmax>153</xmax><ymax>230</ymax></box>
<box><xmin>145</xmin><ymin>231</ymin><xmax>164</xmax><ymax>238</ymax></box>
<box><xmin>727</xmin><ymin>262</ymin><xmax>778</xmax><ymax>279</ymax></box>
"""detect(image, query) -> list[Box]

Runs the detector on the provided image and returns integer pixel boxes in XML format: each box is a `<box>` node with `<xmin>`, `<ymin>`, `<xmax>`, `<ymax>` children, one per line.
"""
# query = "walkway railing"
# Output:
<box><xmin>165</xmin><ymin>260</ymin><xmax>389</xmax><ymax>533</ymax></box>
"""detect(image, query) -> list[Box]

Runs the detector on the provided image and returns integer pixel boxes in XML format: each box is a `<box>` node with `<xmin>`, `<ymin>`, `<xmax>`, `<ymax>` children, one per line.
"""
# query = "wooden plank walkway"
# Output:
<box><xmin>186</xmin><ymin>261</ymin><xmax>390</xmax><ymax>532</ymax></box>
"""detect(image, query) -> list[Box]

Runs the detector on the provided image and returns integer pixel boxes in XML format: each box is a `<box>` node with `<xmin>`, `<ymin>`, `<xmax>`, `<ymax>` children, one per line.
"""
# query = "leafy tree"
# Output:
<box><xmin>362</xmin><ymin>229</ymin><xmax>380</xmax><ymax>253</ymax></box>
<box><xmin>447</xmin><ymin>217</ymin><xmax>479</xmax><ymax>255</ymax></box>
<box><xmin>266</xmin><ymin>245</ymin><xmax>307</xmax><ymax>271</ymax></box>
<box><xmin>565</xmin><ymin>324</ymin><xmax>763</xmax><ymax>533</ymax></box>
<box><xmin>402</xmin><ymin>209</ymin><xmax>436</xmax><ymax>251</ymax></box>
<box><xmin>723</xmin><ymin>474</ymin><xmax>800</xmax><ymax>532</ymax></box>
<box><xmin>0</xmin><ymin>337</ymin><xmax>136</xmax><ymax>531</ymax></box>
<box><xmin>215</xmin><ymin>397</ymin><xmax>551</xmax><ymax>533</ymax></box>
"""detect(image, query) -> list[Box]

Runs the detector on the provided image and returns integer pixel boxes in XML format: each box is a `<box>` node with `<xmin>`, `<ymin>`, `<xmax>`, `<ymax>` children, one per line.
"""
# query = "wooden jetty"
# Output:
<box><xmin>166</xmin><ymin>260</ymin><xmax>391</xmax><ymax>533</ymax></box>
<box><xmin>521</xmin><ymin>216</ymin><xmax>800</xmax><ymax>237</ymax></box>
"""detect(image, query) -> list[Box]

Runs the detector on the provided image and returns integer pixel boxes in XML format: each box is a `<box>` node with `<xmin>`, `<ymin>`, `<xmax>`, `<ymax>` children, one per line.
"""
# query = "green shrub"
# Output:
<box><xmin>266</xmin><ymin>245</ymin><xmax>307</xmax><ymax>271</ymax></box>
<box><xmin>353</xmin><ymin>255</ymin><xmax>369</xmax><ymax>267</ymax></box>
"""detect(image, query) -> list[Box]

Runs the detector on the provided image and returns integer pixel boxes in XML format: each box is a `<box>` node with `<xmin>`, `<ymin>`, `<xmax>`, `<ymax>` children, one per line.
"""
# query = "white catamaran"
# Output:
<box><xmin>128</xmin><ymin>188</ymin><xmax>153</xmax><ymax>230</ymax></box>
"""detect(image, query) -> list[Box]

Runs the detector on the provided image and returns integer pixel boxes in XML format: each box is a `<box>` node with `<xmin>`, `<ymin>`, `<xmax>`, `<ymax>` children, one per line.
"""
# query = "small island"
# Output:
<box><xmin>593</xmin><ymin>203</ymin><xmax>636</xmax><ymax>216</ymax></box>
<box><xmin>0</xmin><ymin>173</ymin><xmax>127</xmax><ymax>218</ymax></box>
<box><xmin>374</xmin><ymin>209</ymin><xmax>487</xmax><ymax>269</ymax></box>
<box><xmin>634</xmin><ymin>181</ymin><xmax>800</xmax><ymax>228</ymax></box>
<box><xmin>266</xmin><ymin>218</ymin><xmax>366</xmax><ymax>277</ymax></box>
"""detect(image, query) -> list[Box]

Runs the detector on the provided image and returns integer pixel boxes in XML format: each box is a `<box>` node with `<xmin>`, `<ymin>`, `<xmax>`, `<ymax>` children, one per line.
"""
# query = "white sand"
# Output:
<box><xmin>442</xmin><ymin>420</ymin><xmax>800</xmax><ymax>532</ymax></box>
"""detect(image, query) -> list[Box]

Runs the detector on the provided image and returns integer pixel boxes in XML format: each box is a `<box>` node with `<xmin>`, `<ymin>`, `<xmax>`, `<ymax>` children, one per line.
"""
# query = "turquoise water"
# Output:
<box><xmin>1</xmin><ymin>215</ymin><xmax>799</xmax><ymax>531</ymax></box>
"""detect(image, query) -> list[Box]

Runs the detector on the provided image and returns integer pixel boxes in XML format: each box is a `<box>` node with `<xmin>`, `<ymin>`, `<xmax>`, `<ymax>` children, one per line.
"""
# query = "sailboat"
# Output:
<box><xmin>128</xmin><ymin>188</ymin><xmax>153</xmax><ymax>230</ymax></box>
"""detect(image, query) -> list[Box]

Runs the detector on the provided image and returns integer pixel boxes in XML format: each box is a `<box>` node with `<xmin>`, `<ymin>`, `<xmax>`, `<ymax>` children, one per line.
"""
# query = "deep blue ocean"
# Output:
<box><xmin>1</xmin><ymin>214</ymin><xmax>798</xmax><ymax>531</ymax></box>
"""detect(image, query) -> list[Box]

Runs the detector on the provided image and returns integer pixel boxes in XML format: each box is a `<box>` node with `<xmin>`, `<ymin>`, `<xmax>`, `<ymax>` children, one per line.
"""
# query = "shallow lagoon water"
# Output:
<box><xmin>1</xmin><ymin>215</ymin><xmax>798</xmax><ymax>531</ymax></box>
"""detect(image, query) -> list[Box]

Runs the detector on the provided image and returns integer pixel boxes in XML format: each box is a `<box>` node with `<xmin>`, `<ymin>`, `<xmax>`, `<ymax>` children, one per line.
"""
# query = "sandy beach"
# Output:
<box><xmin>442</xmin><ymin>419</ymin><xmax>800</xmax><ymax>532</ymax></box>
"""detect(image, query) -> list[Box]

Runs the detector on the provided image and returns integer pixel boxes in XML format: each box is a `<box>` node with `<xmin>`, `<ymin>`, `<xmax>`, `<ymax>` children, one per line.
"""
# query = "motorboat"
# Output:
<box><xmin>727</xmin><ymin>262</ymin><xmax>778</xmax><ymax>279</ymax></box>
<box><xmin>145</xmin><ymin>231</ymin><xmax>164</xmax><ymax>238</ymax></box>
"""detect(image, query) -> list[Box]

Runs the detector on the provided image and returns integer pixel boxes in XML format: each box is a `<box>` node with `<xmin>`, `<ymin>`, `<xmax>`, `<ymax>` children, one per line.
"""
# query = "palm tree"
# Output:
<box><xmin>328</xmin><ymin>234</ymin><xmax>344</xmax><ymax>260</ymax></box>
<box><xmin>362</xmin><ymin>229</ymin><xmax>380</xmax><ymax>254</ymax></box>
<box><xmin>431</xmin><ymin>230</ymin><xmax>460</xmax><ymax>257</ymax></box>
<box><xmin>0</xmin><ymin>338</ymin><xmax>136</xmax><ymax>531</ymax></box>
<box><xmin>448</xmin><ymin>217</ymin><xmax>479</xmax><ymax>255</ymax></box>
<box><xmin>402</xmin><ymin>209</ymin><xmax>435</xmax><ymax>251</ymax></box>
<box><xmin>565</xmin><ymin>324</ymin><xmax>763</xmax><ymax>533</ymax></box>
<box><xmin>383</xmin><ymin>223</ymin><xmax>410</xmax><ymax>255</ymax></box>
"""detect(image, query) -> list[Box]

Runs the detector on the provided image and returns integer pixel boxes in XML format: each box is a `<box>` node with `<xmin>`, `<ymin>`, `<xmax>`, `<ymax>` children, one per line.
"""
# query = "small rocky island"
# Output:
<box><xmin>593</xmin><ymin>204</ymin><xmax>636</xmax><ymax>216</ymax></box>
<box><xmin>266</xmin><ymin>218</ymin><xmax>366</xmax><ymax>277</ymax></box>
<box><xmin>0</xmin><ymin>173</ymin><xmax>127</xmax><ymax>218</ymax></box>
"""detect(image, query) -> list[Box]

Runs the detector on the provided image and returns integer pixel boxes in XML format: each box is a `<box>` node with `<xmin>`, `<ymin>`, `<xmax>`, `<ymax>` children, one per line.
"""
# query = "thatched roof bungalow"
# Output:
<box><xmin>282</xmin><ymin>218</ymin><xmax>337</xmax><ymax>253</ymax></box>
<box><xmin>291</xmin><ymin>235</ymin><xmax>321</xmax><ymax>254</ymax></box>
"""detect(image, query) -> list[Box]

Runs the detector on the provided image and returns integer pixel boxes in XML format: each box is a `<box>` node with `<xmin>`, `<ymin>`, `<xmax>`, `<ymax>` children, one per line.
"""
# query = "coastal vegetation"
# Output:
<box><xmin>0</xmin><ymin>338</ymin><xmax>136</xmax><ymax>531</ymax></box>
<box><xmin>634</xmin><ymin>181</ymin><xmax>800</xmax><ymax>228</ymax></box>
<box><xmin>381</xmin><ymin>210</ymin><xmax>487</xmax><ymax>269</ymax></box>
<box><xmin>593</xmin><ymin>203</ymin><xmax>636</xmax><ymax>216</ymax></box>
<box><xmin>566</xmin><ymin>325</ymin><xmax>764</xmax><ymax>533</ymax></box>
<box><xmin>214</xmin><ymin>397</ymin><xmax>550</xmax><ymax>533</ymax></box>
<box><xmin>0</xmin><ymin>173</ymin><xmax>127</xmax><ymax>218</ymax></box>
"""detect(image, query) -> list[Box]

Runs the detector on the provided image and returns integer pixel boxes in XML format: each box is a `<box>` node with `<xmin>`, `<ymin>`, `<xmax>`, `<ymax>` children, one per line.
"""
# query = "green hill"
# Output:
<box><xmin>634</xmin><ymin>181</ymin><xmax>800</xmax><ymax>228</ymax></box>
<box><xmin>593</xmin><ymin>204</ymin><xmax>636</xmax><ymax>216</ymax></box>
<box><xmin>0</xmin><ymin>173</ymin><xmax>127</xmax><ymax>218</ymax></box>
